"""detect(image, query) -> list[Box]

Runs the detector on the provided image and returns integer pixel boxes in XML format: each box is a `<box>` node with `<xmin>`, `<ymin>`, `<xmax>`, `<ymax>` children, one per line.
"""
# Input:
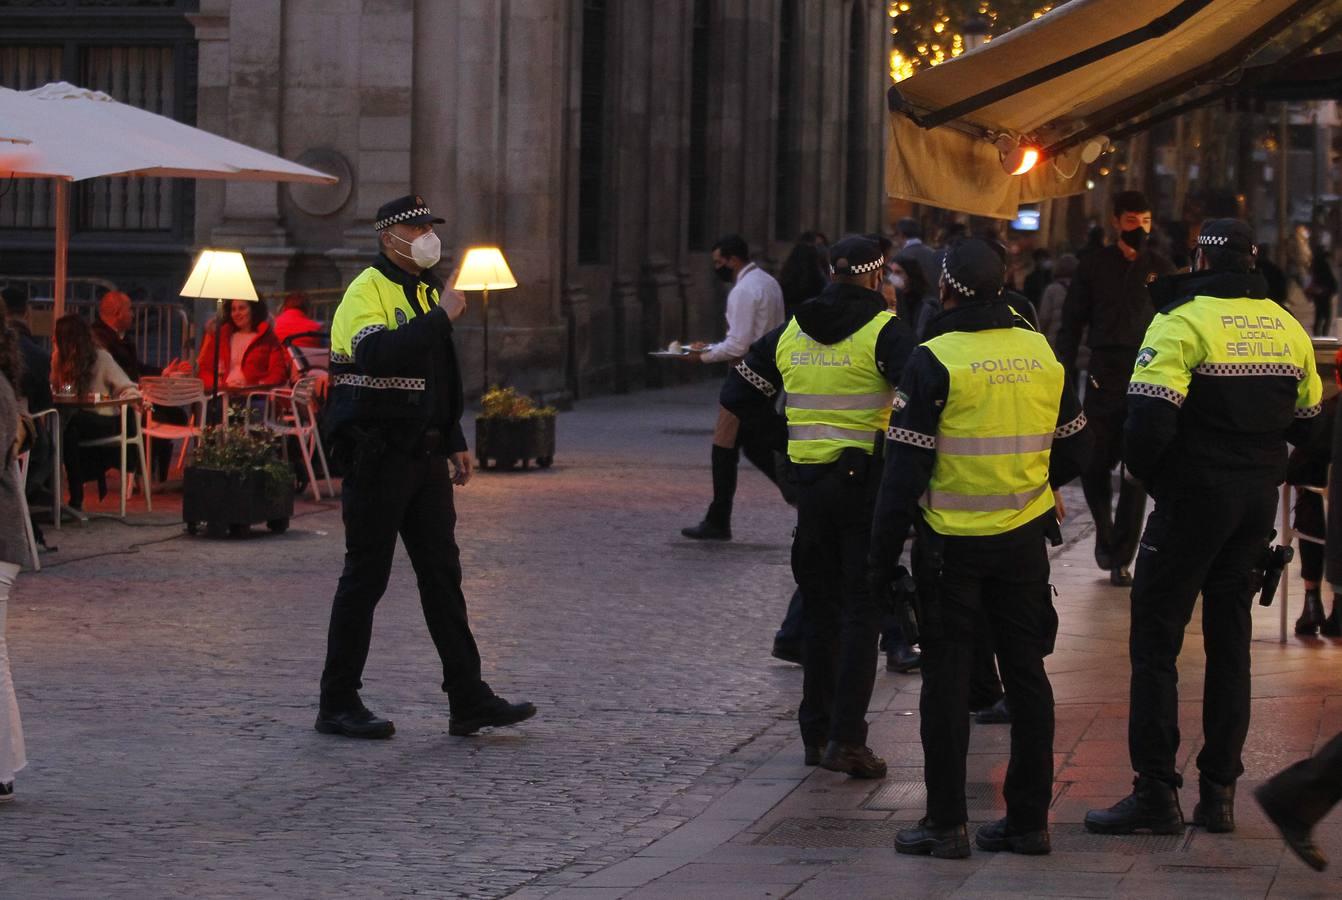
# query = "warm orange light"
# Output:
<box><xmin>1009</xmin><ymin>146</ymin><xmax>1040</xmax><ymax>176</ymax></box>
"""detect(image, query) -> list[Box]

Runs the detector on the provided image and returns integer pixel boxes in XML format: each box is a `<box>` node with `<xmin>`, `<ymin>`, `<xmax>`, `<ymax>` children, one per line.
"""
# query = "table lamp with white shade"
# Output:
<box><xmin>453</xmin><ymin>246</ymin><xmax>517</xmax><ymax>391</ymax></box>
<box><xmin>179</xmin><ymin>249</ymin><xmax>258</xmax><ymax>403</ymax></box>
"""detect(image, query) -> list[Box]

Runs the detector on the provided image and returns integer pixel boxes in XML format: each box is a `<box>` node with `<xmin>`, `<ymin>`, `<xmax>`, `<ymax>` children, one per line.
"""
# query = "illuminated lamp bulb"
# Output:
<box><xmin>1002</xmin><ymin>144</ymin><xmax>1040</xmax><ymax>176</ymax></box>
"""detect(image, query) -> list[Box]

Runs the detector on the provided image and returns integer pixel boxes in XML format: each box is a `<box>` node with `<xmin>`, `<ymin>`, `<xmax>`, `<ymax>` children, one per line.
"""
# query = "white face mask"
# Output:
<box><xmin>388</xmin><ymin>229</ymin><xmax>442</xmax><ymax>269</ymax></box>
<box><xmin>888</xmin><ymin>274</ymin><xmax>907</xmax><ymax>291</ymax></box>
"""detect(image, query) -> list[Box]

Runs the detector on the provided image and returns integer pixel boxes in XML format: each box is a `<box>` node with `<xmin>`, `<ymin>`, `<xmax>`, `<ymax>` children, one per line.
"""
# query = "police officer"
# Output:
<box><xmin>1056</xmin><ymin>191</ymin><xmax>1175</xmax><ymax>586</ymax></box>
<box><xmin>869</xmin><ymin>239</ymin><xmax>1090</xmax><ymax>859</ymax></box>
<box><xmin>722</xmin><ymin>235</ymin><xmax>915</xmax><ymax>777</ymax></box>
<box><xmin>316</xmin><ymin>194</ymin><xmax>535</xmax><ymax>739</ymax></box>
<box><xmin>1085</xmin><ymin>219</ymin><xmax>1321</xmax><ymax>835</ymax></box>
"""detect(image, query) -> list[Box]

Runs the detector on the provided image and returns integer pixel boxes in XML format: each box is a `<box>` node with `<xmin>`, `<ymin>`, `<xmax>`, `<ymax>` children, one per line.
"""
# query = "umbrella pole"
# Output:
<box><xmin>54</xmin><ymin>179</ymin><xmax>69</xmax><ymax>319</ymax></box>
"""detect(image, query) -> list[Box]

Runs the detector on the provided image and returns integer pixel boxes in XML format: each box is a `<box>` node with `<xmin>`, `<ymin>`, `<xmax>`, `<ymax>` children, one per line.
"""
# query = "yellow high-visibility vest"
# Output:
<box><xmin>775</xmin><ymin>311</ymin><xmax>894</xmax><ymax>465</ymax></box>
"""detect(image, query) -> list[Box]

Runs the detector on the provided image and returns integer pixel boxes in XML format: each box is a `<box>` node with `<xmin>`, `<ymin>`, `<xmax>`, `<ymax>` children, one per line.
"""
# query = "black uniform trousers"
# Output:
<box><xmin>917</xmin><ymin>521</ymin><xmax>1058</xmax><ymax>831</ymax></box>
<box><xmin>793</xmin><ymin>461</ymin><xmax>882</xmax><ymax>747</ymax></box>
<box><xmin>319</xmin><ymin>437</ymin><xmax>487</xmax><ymax>713</ymax></box>
<box><xmin>1127</xmin><ymin>483</ymin><xmax>1277</xmax><ymax>788</ymax></box>
<box><xmin>1262</xmin><ymin>729</ymin><xmax>1342</xmax><ymax>827</ymax></box>
<box><xmin>1080</xmin><ymin>376</ymin><xmax>1147</xmax><ymax>569</ymax></box>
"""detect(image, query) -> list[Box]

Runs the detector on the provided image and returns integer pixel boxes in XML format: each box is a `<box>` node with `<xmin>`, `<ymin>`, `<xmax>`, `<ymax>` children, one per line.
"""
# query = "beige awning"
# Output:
<box><xmin>886</xmin><ymin>0</ymin><xmax>1331</xmax><ymax>218</ymax></box>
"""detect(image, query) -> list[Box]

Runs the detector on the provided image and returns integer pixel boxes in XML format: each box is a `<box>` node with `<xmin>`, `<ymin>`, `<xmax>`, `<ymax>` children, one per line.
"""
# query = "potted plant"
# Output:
<box><xmin>182</xmin><ymin>424</ymin><xmax>295</xmax><ymax>537</ymax></box>
<box><xmin>475</xmin><ymin>385</ymin><xmax>557</xmax><ymax>470</ymax></box>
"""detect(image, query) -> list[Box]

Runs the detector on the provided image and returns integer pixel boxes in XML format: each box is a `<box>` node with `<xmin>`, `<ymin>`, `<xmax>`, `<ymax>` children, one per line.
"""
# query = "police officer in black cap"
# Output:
<box><xmin>315</xmin><ymin>194</ymin><xmax>535</xmax><ymax>740</ymax></box>
<box><xmin>722</xmin><ymin>235</ymin><xmax>915</xmax><ymax>777</ymax></box>
<box><xmin>870</xmin><ymin>239</ymin><xmax>1090</xmax><ymax>858</ymax></box>
<box><xmin>1086</xmin><ymin>218</ymin><xmax>1321</xmax><ymax>836</ymax></box>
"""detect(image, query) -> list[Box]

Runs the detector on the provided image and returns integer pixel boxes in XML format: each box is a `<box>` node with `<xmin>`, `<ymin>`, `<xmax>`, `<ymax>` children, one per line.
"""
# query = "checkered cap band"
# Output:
<box><xmin>1197</xmin><ymin>235</ymin><xmax>1229</xmax><ymax>246</ymax></box>
<box><xmin>846</xmin><ymin>255</ymin><xmax>885</xmax><ymax>275</ymax></box>
<box><xmin>941</xmin><ymin>259</ymin><xmax>975</xmax><ymax>297</ymax></box>
<box><xmin>375</xmin><ymin>206</ymin><xmax>434</xmax><ymax>231</ymax></box>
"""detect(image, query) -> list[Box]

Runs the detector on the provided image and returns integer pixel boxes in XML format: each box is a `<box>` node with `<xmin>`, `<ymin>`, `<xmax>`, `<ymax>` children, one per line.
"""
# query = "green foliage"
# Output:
<box><xmin>479</xmin><ymin>385</ymin><xmax>557</xmax><ymax>420</ymax></box>
<box><xmin>189</xmin><ymin>424</ymin><xmax>293</xmax><ymax>496</ymax></box>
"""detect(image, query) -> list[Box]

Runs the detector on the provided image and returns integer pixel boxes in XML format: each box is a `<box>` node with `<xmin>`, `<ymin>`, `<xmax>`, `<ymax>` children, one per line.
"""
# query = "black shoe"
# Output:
<box><xmin>1084</xmin><ymin>775</ymin><xmax>1185</xmax><ymax>834</ymax></box>
<box><xmin>886</xmin><ymin>641</ymin><xmax>922</xmax><ymax>673</ymax></box>
<box><xmin>819</xmin><ymin>741</ymin><xmax>888</xmax><ymax>779</ymax></box>
<box><xmin>448</xmin><ymin>696</ymin><xmax>537</xmax><ymax>736</ymax></box>
<box><xmin>771</xmin><ymin>640</ymin><xmax>803</xmax><ymax>665</ymax></box>
<box><xmin>1254</xmin><ymin>782</ymin><xmax>1327</xmax><ymax>871</ymax></box>
<box><xmin>314</xmin><ymin>706</ymin><xmax>396</xmax><ymax>739</ymax></box>
<box><xmin>1094</xmin><ymin>546</ymin><xmax>1113</xmax><ymax>571</ymax></box>
<box><xmin>973</xmin><ymin>696</ymin><xmax>1012</xmax><ymax>725</ymax></box>
<box><xmin>804</xmin><ymin>744</ymin><xmax>824</xmax><ymax>766</ymax></box>
<box><xmin>1110</xmin><ymin>566</ymin><xmax>1133</xmax><ymax>587</ymax></box>
<box><xmin>895</xmin><ymin>817</ymin><xmax>971</xmax><ymax>859</ymax></box>
<box><xmin>975</xmin><ymin>817</ymin><xmax>1051</xmax><ymax>855</ymax></box>
<box><xmin>681</xmin><ymin>519</ymin><xmax>731</xmax><ymax>541</ymax></box>
<box><xmin>0</xmin><ymin>781</ymin><xmax>12</xmax><ymax>804</ymax></box>
<box><xmin>1296</xmin><ymin>589</ymin><xmax>1326</xmax><ymax>635</ymax></box>
<box><xmin>1322</xmin><ymin>596</ymin><xmax>1342</xmax><ymax>637</ymax></box>
<box><xmin>1191</xmin><ymin>775</ymin><xmax>1235</xmax><ymax>833</ymax></box>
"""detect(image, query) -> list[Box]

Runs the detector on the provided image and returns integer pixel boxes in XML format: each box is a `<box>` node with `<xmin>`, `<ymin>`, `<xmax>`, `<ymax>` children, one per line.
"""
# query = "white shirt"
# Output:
<box><xmin>701</xmin><ymin>262</ymin><xmax>785</xmax><ymax>363</ymax></box>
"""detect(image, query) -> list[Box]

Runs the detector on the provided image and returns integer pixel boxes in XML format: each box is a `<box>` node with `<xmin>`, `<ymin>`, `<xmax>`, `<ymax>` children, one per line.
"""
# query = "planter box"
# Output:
<box><xmin>183</xmin><ymin>466</ymin><xmax>295</xmax><ymax>538</ymax></box>
<box><xmin>475</xmin><ymin>416</ymin><xmax>556</xmax><ymax>470</ymax></box>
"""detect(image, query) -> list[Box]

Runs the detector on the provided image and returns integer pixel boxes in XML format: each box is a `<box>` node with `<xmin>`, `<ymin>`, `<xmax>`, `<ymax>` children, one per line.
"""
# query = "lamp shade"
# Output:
<box><xmin>454</xmin><ymin>246</ymin><xmax>518</xmax><ymax>291</ymax></box>
<box><xmin>179</xmin><ymin>249</ymin><xmax>259</xmax><ymax>301</ymax></box>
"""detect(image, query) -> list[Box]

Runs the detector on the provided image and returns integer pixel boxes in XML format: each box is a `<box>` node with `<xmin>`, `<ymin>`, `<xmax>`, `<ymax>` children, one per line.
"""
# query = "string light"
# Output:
<box><xmin>888</xmin><ymin>1</ymin><xmax>1055</xmax><ymax>83</ymax></box>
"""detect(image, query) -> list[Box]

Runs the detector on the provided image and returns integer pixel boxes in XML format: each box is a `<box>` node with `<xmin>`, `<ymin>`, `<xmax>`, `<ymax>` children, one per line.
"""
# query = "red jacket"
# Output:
<box><xmin>273</xmin><ymin>307</ymin><xmax>323</xmax><ymax>349</ymax></box>
<box><xmin>197</xmin><ymin>320</ymin><xmax>289</xmax><ymax>390</ymax></box>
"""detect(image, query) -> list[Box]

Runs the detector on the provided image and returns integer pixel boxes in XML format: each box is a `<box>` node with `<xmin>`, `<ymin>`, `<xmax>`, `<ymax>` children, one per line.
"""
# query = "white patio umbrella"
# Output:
<box><xmin>0</xmin><ymin>81</ymin><xmax>337</xmax><ymax>316</ymax></box>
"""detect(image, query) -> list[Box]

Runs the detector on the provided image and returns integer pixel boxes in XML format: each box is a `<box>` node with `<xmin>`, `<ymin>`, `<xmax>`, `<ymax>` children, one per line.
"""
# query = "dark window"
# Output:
<box><xmin>0</xmin><ymin>46</ymin><xmax>63</xmax><ymax>229</ymax></box>
<box><xmin>844</xmin><ymin>1</ymin><xmax>868</xmax><ymax>233</ymax></box>
<box><xmin>773</xmin><ymin>0</ymin><xmax>798</xmax><ymax>240</ymax></box>
<box><xmin>687</xmin><ymin>0</ymin><xmax>712</xmax><ymax>250</ymax></box>
<box><xmin>577</xmin><ymin>0</ymin><xmax>609</xmax><ymax>264</ymax></box>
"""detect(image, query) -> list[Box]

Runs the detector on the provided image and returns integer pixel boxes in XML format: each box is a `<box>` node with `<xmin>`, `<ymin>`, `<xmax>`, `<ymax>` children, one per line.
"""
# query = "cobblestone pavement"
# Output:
<box><xmin>0</xmin><ymin>381</ymin><xmax>809</xmax><ymax>898</ymax></box>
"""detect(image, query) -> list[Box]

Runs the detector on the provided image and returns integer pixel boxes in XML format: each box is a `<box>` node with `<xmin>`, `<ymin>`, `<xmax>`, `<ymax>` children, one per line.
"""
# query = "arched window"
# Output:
<box><xmin>687</xmin><ymin>0</ymin><xmax>712</xmax><ymax>250</ymax></box>
<box><xmin>773</xmin><ymin>0</ymin><xmax>798</xmax><ymax>240</ymax></box>
<box><xmin>577</xmin><ymin>0</ymin><xmax>609</xmax><ymax>264</ymax></box>
<box><xmin>844</xmin><ymin>1</ymin><xmax>868</xmax><ymax>233</ymax></box>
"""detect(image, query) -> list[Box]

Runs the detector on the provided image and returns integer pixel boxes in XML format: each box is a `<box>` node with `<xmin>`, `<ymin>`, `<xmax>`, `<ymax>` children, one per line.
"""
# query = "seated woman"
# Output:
<box><xmin>195</xmin><ymin>299</ymin><xmax>288</xmax><ymax>392</ymax></box>
<box><xmin>49</xmin><ymin>314</ymin><xmax>141</xmax><ymax>509</ymax></box>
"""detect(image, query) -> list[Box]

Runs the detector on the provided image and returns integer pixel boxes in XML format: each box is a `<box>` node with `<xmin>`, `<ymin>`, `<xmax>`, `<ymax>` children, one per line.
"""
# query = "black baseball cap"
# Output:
<box><xmin>829</xmin><ymin>235</ymin><xmax>885</xmax><ymax>276</ymax></box>
<box><xmin>941</xmin><ymin>238</ymin><xmax>1006</xmax><ymax>301</ymax></box>
<box><xmin>1197</xmin><ymin>218</ymin><xmax>1256</xmax><ymax>255</ymax></box>
<box><xmin>373</xmin><ymin>194</ymin><xmax>445</xmax><ymax>231</ymax></box>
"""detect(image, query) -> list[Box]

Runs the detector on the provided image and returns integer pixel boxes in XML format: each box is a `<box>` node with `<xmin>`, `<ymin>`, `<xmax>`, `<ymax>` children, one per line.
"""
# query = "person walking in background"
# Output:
<box><xmin>681</xmin><ymin>234</ymin><xmax>786</xmax><ymax>541</ymax></box>
<box><xmin>778</xmin><ymin>236</ymin><xmax>829</xmax><ymax>319</ymax></box>
<box><xmin>1056</xmin><ymin>190</ymin><xmax>1175</xmax><ymax>587</ymax></box>
<box><xmin>1256</xmin><ymin>730</ymin><xmax>1342</xmax><ymax>871</ymax></box>
<box><xmin>1036</xmin><ymin>254</ymin><xmax>1079</xmax><ymax>350</ymax></box>
<box><xmin>1306</xmin><ymin>245</ymin><xmax>1337</xmax><ymax>337</ymax></box>
<box><xmin>272</xmin><ymin>291</ymin><xmax>324</xmax><ymax>349</ymax></box>
<box><xmin>1022</xmin><ymin>248</ymin><xmax>1053</xmax><ymax>309</ymax></box>
<box><xmin>0</xmin><ymin>305</ymin><xmax>29</xmax><ymax>803</ymax></box>
<box><xmin>1288</xmin><ymin>359</ymin><xmax>1339</xmax><ymax>635</ymax></box>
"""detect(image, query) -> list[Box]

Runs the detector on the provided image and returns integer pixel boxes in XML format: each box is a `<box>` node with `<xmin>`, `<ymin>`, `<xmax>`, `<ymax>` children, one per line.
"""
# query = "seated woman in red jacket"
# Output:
<box><xmin>194</xmin><ymin>300</ymin><xmax>288</xmax><ymax>391</ymax></box>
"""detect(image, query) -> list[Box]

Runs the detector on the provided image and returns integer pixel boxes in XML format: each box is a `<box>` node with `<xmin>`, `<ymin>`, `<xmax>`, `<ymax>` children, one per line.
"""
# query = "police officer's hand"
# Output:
<box><xmin>450</xmin><ymin>450</ymin><xmax>474</xmax><ymax>486</ymax></box>
<box><xmin>1054</xmin><ymin>492</ymin><xmax>1066</xmax><ymax>522</ymax></box>
<box><xmin>440</xmin><ymin>288</ymin><xmax>467</xmax><ymax>321</ymax></box>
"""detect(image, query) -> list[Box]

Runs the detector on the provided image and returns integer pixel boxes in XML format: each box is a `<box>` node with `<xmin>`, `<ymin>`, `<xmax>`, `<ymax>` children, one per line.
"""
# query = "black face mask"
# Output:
<box><xmin>1120</xmin><ymin>227</ymin><xmax>1148</xmax><ymax>252</ymax></box>
<box><xmin>713</xmin><ymin>264</ymin><xmax>735</xmax><ymax>284</ymax></box>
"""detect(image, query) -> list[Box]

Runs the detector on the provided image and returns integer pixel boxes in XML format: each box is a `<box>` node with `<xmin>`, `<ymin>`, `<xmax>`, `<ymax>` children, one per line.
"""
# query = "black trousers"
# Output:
<box><xmin>1080</xmin><ymin>381</ymin><xmax>1147</xmax><ymax>569</ymax></box>
<box><xmin>1127</xmin><ymin>484</ymin><xmax>1277</xmax><ymax>788</ymax></box>
<box><xmin>1263</xmin><ymin>729</ymin><xmax>1342</xmax><ymax>827</ymax></box>
<box><xmin>319</xmin><ymin>442</ymin><xmax>487</xmax><ymax>713</ymax></box>
<box><xmin>1294</xmin><ymin>488</ymin><xmax>1325</xmax><ymax>583</ymax></box>
<box><xmin>917</xmin><ymin>522</ymin><xmax>1057</xmax><ymax>831</ymax></box>
<box><xmin>793</xmin><ymin>464</ymin><xmax>881</xmax><ymax>746</ymax></box>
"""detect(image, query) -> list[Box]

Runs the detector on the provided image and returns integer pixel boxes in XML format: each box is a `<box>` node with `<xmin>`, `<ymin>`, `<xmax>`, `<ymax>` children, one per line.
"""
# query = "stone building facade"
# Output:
<box><xmin>1</xmin><ymin>0</ymin><xmax>890</xmax><ymax>400</ymax></box>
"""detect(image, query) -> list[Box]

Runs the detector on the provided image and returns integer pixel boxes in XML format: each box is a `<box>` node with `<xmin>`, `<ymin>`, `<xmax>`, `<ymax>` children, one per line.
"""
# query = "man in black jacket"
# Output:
<box><xmin>1056</xmin><ymin>191</ymin><xmax>1175</xmax><ymax>586</ymax></box>
<box><xmin>1085</xmin><ymin>219</ymin><xmax>1322</xmax><ymax>837</ymax></box>
<box><xmin>723</xmin><ymin>236</ymin><xmax>915</xmax><ymax>777</ymax></box>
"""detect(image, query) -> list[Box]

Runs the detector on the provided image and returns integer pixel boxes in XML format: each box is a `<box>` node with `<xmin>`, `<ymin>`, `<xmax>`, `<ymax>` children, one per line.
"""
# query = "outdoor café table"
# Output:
<box><xmin>50</xmin><ymin>393</ymin><xmax>141</xmax><ymax>525</ymax></box>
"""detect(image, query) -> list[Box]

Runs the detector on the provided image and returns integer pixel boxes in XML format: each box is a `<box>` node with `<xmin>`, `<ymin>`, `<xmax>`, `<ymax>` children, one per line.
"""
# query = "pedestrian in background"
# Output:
<box><xmin>0</xmin><ymin>304</ymin><xmax>29</xmax><ymax>802</ymax></box>
<box><xmin>1256</xmin><ymin>730</ymin><xmax>1342</xmax><ymax>871</ymax></box>
<box><xmin>1036</xmin><ymin>253</ymin><xmax>1078</xmax><ymax>350</ymax></box>
<box><xmin>1307</xmin><ymin>244</ymin><xmax>1337</xmax><ymax>337</ymax></box>
<box><xmin>1085</xmin><ymin>219</ymin><xmax>1322</xmax><ymax>837</ymax></box>
<box><xmin>681</xmin><ymin>234</ymin><xmax>786</xmax><ymax>542</ymax></box>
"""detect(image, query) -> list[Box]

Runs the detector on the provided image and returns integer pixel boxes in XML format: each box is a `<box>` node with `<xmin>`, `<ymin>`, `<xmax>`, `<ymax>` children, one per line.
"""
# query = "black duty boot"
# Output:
<box><xmin>1254</xmin><ymin>782</ymin><xmax>1327</xmax><ymax>871</ymax></box>
<box><xmin>681</xmin><ymin>519</ymin><xmax>731</xmax><ymax>540</ymax></box>
<box><xmin>895</xmin><ymin>817</ymin><xmax>971</xmax><ymax>859</ymax></box>
<box><xmin>886</xmin><ymin>640</ymin><xmax>922</xmax><ymax>673</ymax></box>
<box><xmin>1084</xmin><ymin>776</ymin><xmax>1185</xmax><ymax>834</ymax></box>
<box><xmin>973</xmin><ymin>696</ymin><xmax>1011</xmax><ymax>725</ymax></box>
<box><xmin>975</xmin><ymin>817</ymin><xmax>1051</xmax><ymax>855</ymax></box>
<box><xmin>1321</xmin><ymin>595</ymin><xmax>1342</xmax><ymax>637</ymax></box>
<box><xmin>1110</xmin><ymin>566</ymin><xmax>1133</xmax><ymax>587</ymax></box>
<box><xmin>448</xmin><ymin>696</ymin><xmax>537</xmax><ymax>736</ymax></box>
<box><xmin>1192</xmin><ymin>775</ymin><xmax>1235</xmax><ymax>833</ymax></box>
<box><xmin>803</xmin><ymin>744</ymin><xmax>824</xmax><ymax>766</ymax></box>
<box><xmin>1296</xmin><ymin>588</ymin><xmax>1326</xmax><ymax>635</ymax></box>
<box><xmin>315</xmin><ymin>705</ymin><xmax>396</xmax><ymax>739</ymax></box>
<box><xmin>819</xmin><ymin>741</ymin><xmax>888</xmax><ymax>779</ymax></box>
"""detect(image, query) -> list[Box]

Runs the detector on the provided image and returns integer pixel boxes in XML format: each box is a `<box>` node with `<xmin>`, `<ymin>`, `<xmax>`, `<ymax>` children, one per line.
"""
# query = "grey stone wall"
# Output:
<box><xmin>193</xmin><ymin>0</ymin><xmax>889</xmax><ymax>400</ymax></box>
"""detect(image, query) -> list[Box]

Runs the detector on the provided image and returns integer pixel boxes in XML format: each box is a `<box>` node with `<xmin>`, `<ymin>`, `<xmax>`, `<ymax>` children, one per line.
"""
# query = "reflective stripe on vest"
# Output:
<box><xmin>776</xmin><ymin>310</ymin><xmax>895</xmax><ymax>465</ymax></box>
<box><xmin>921</xmin><ymin>324</ymin><xmax>1064</xmax><ymax>537</ymax></box>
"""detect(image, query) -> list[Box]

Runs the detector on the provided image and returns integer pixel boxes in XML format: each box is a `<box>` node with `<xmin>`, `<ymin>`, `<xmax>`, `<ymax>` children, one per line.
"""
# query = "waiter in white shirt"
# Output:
<box><xmin>681</xmin><ymin>234</ymin><xmax>786</xmax><ymax>541</ymax></box>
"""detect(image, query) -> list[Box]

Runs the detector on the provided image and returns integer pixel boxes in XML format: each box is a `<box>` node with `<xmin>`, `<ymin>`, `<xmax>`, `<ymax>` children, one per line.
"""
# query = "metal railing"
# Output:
<box><xmin>25</xmin><ymin>298</ymin><xmax>193</xmax><ymax>371</ymax></box>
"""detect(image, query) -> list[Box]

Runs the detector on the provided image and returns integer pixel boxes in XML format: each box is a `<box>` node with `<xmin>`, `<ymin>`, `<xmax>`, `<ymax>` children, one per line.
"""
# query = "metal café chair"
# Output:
<box><xmin>139</xmin><ymin>376</ymin><xmax>207</xmax><ymax>483</ymax></box>
<box><xmin>75</xmin><ymin>397</ymin><xmax>152</xmax><ymax>519</ymax></box>
<box><xmin>12</xmin><ymin>451</ymin><xmax>41</xmax><ymax>571</ymax></box>
<box><xmin>248</xmin><ymin>375</ymin><xmax>333</xmax><ymax>502</ymax></box>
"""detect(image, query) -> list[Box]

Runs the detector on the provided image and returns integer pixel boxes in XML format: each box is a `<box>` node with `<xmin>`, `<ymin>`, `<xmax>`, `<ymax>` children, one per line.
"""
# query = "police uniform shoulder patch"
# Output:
<box><xmin>1136</xmin><ymin>346</ymin><xmax>1157</xmax><ymax>367</ymax></box>
<box><xmin>395</xmin><ymin>308</ymin><xmax>408</xmax><ymax>326</ymax></box>
<box><xmin>892</xmin><ymin>390</ymin><xmax>909</xmax><ymax>411</ymax></box>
